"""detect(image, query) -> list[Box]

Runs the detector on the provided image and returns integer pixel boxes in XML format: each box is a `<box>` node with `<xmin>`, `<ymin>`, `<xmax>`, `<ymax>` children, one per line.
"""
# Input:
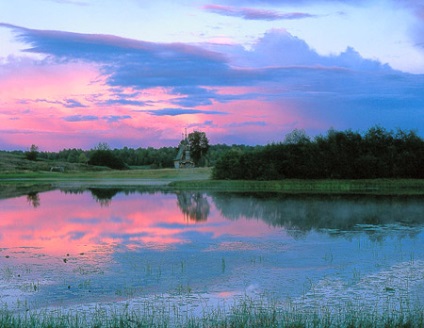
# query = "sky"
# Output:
<box><xmin>1</xmin><ymin>0</ymin><xmax>424</xmax><ymax>151</ymax></box>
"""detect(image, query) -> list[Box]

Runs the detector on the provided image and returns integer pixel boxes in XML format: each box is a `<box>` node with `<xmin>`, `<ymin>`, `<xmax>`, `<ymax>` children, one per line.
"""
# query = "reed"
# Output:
<box><xmin>1</xmin><ymin>296</ymin><xmax>423</xmax><ymax>328</ymax></box>
<box><xmin>169</xmin><ymin>179</ymin><xmax>424</xmax><ymax>195</ymax></box>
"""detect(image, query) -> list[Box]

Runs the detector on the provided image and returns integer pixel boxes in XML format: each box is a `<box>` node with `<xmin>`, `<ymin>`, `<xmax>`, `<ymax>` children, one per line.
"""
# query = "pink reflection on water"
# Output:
<box><xmin>0</xmin><ymin>190</ymin><xmax>275</xmax><ymax>258</ymax></box>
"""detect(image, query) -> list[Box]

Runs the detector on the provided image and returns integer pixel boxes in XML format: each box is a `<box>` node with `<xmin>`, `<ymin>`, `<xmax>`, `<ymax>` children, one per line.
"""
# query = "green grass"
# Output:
<box><xmin>169</xmin><ymin>178</ymin><xmax>424</xmax><ymax>195</ymax></box>
<box><xmin>0</xmin><ymin>167</ymin><xmax>212</xmax><ymax>181</ymax></box>
<box><xmin>1</xmin><ymin>297</ymin><xmax>423</xmax><ymax>328</ymax></box>
<box><xmin>0</xmin><ymin>168</ymin><xmax>212</xmax><ymax>199</ymax></box>
<box><xmin>1</xmin><ymin>167</ymin><xmax>424</xmax><ymax>195</ymax></box>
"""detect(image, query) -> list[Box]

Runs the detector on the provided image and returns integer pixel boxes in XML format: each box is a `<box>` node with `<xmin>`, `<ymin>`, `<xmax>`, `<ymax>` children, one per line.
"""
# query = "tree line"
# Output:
<box><xmin>8</xmin><ymin>142</ymin><xmax>241</xmax><ymax>169</ymax></box>
<box><xmin>6</xmin><ymin>126</ymin><xmax>424</xmax><ymax>178</ymax></box>
<box><xmin>57</xmin><ymin>146</ymin><xmax>177</xmax><ymax>168</ymax></box>
<box><xmin>212</xmin><ymin>127</ymin><xmax>424</xmax><ymax>180</ymax></box>
<box><xmin>13</xmin><ymin>131</ymin><xmax>214</xmax><ymax>169</ymax></box>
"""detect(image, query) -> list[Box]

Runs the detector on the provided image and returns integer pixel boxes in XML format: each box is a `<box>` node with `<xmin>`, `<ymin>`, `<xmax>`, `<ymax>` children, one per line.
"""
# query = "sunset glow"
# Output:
<box><xmin>0</xmin><ymin>190</ymin><xmax>275</xmax><ymax>257</ymax></box>
<box><xmin>1</xmin><ymin>1</ymin><xmax>424</xmax><ymax>150</ymax></box>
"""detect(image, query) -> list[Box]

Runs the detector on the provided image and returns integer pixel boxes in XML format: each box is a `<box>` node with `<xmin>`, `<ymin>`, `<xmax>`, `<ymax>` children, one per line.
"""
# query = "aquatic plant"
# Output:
<box><xmin>1</xmin><ymin>296</ymin><xmax>423</xmax><ymax>328</ymax></box>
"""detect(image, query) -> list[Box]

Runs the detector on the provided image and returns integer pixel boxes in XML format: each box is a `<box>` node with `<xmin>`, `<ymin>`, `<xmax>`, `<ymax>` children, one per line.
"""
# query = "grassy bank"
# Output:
<box><xmin>1</xmin><ymin>167</ymin><xmax>424</xmax><ymax>195</ymax></box>
<box><xmin>170</xmin><ymin>178</ymin><xmax>424</xmax><ymax>195</ymax></box>
<box><xmin>0</xmin><ymin>168</ymin><xmax>212</xmax><ymax>199</ymax></box>
<box><xmin>1</xmin><ymin>298</ymin><xmax>423</xmax><ymax>328</ymax></box>
<box><xmin>0</xmin><ymin>167</ymin><xmax>212</xmax><ymax>181</ymax></box>
<box><xmin>0</xmin><ymin>183</ymin><xmax>54</xmax><ymax>200</ymax></box>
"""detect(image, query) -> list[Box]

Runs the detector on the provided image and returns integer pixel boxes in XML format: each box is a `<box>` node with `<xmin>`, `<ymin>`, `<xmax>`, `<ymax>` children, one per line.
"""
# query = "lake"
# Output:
<box><xmin>1</xmin><ymin>187</ymin><xmax>424</xmax><ymax>323</ymax></box>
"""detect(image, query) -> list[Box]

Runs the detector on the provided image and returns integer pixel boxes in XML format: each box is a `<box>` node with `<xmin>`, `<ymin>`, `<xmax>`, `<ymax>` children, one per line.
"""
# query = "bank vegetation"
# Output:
<box><xmin>213</xmin><ymin>126</ymin><xmax>424</xmax><ymax>180</ymax></box>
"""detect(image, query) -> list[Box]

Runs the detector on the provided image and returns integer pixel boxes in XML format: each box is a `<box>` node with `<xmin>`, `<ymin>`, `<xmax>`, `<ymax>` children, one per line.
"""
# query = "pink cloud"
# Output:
<box><xmin>0</xmin><ymin>190</ymin><xmax>275</xmax><ymax>257</ymax></box>
<box><xmin>0</xmin><ymin>61</ymin><xmax>190</xmax><ymax>149</ymax></box>
<box><xmin>203</xmin><ymin>4</ymin><xmax>315</xmax><ymax>21</ymax></box>
<box><xmin>1</xmin><ymin>23</ymin><xmax>423</xmax><ymax>150</ymax></box>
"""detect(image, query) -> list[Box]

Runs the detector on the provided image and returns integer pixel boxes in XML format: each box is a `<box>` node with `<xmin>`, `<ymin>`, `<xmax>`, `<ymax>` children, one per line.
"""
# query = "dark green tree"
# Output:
<box><xmin>94</xmin><ymin>142</ymin><xmax>111</xmax><ymax>151</ymax></box>
<box><xmin>284</xmin><ymin>129</ymin><xmax>310</xmax><ymax>145</ymax></box>
<box><xmin>212</xmin><ymin>126</ymin><xmax>424</xmax><ymax>180</ymax></box>
<box><xmin>25</xmin><ymin>144</ymin><xmax>39</xmax><ymax>161</ymax></box>
<box><xmin>212</xmin><ymin>149</ymin><xmax>244</xmax><ymax>179</ymax></box>
<box><xmin>88</xmin><ymin>143</ymin><xmax>127</xmax><ymax>170</ymax></box>
<box><xmin>188</xmin><ymin>131</ymin><xmax>210</xmax><ymax>166</ymax></box>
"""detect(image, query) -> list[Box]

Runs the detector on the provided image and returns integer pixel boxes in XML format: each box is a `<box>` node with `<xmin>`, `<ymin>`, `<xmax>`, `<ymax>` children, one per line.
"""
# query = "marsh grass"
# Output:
<box><xmin>0</xmin><ymin>167</ymin><xmax>212</xmax><ymax>181</ymax></box>
<box><xmin>1</xmin><ymin>297</ymin><xmax>423</xmax><ymax>328</ymax></box>
<box><xmin>2</xmin><ymin>170</ymin><xmax>424</xmax><ymax>197</ymax></box>
<box><xmin>169</xmin><ymin>179</ymin><xmax>424</xmax><ymax>195</ymax></box>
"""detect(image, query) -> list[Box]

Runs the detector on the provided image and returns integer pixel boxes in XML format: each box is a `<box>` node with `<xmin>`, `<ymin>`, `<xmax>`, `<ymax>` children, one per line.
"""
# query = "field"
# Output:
<box><xmin>0</xmin><ymin>151</ymin><xmax>210</xmax><ymax>179</ymax></box>
<box><xmin>1</xmin><ymin>151</ymin><xmax>424</xmax><ymax>196</ymax></box>
<box><xmin>0</xmin><ymin>152</ymin><xmax>96</xmax><ymax>174</ymax></box>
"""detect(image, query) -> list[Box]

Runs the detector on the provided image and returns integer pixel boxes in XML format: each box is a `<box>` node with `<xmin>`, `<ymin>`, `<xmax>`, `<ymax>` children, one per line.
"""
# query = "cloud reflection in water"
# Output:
<box><xmin>1</xmin><ymin>188</ymin><xmax>424</xmax><ymax>313</ymax></box>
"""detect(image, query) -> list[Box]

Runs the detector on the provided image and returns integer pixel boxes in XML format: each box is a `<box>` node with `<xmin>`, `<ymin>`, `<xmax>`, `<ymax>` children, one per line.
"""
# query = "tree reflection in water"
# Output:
<box><xmin>82</xmin><ymin>187</ymin><xmax>212</xmax><ymax>222</ymax></box>
<box><xmin>26</xmin><ymin>192</ymin><xmax>40</xmax><ymax>208</ymax></box>
<box><xmin>177</xmin><ymin>192</ymin><xmax>210</xmax><ymax>222</ymax></box>
<box><xmin>89</xmin><ymin>188</ymin><xmax>121</xmax><ymax>207</ymax></box>
<box><xmin>212</xmin><ymin>193</ymin><xmax>424</xmax><ymax>239</ymax></box>
<box><xmin>2</xmin><ymin>187</ymin><xmax>424</xmax><ymax>319</ymax></box>
<box><xmin>24</xmin><ymin>185</ymin><xmax>424</xmax><ymax>239</ymax></box>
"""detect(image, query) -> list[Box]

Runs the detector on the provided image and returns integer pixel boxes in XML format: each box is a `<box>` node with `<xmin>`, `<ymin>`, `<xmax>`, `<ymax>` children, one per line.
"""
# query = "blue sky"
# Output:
<box><xmin>0</xmin><ymin>0</ymin><xmax>423</xmax><ymax>150</ymax></box>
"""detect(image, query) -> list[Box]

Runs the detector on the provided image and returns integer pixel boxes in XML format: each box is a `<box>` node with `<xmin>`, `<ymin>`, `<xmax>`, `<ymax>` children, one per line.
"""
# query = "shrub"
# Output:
<box><xmin>88</xmin><ymin>150</ymin><xmax>127</xmax><ymax>170</ymax></box>
<box><xmin>25</xmin><ymin>144</ymin><xmax>39</xmax><ymax>161</ymax></box>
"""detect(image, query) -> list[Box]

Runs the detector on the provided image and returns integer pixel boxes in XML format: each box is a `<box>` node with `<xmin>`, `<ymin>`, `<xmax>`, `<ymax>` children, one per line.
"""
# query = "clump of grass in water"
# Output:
<box><xmin>1</xmin><ymin>298</ymin><xmax>424</xmax><ymax>327</ymax></box>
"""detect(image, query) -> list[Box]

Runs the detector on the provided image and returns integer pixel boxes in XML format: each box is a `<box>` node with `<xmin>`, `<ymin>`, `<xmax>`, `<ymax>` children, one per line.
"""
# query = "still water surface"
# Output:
<box><xmin>1</xmin><ymin>188</ymin><xmax>424</xmax><ymax>315</ymax></box>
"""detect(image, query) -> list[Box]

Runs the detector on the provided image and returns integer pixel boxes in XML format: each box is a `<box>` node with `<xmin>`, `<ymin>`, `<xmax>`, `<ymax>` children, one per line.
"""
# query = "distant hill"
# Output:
<box><xmin>0</xmin><ymin>151</ymin><xmax>102</xmax><ymax>173</ymax></box>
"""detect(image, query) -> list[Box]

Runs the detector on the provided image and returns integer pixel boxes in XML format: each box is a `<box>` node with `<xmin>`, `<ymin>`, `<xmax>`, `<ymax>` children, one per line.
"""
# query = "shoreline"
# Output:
<box><xmin>1</xmin><ymin>176</ymin><xmax>424</xmax><ymax>200</ymax></box>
